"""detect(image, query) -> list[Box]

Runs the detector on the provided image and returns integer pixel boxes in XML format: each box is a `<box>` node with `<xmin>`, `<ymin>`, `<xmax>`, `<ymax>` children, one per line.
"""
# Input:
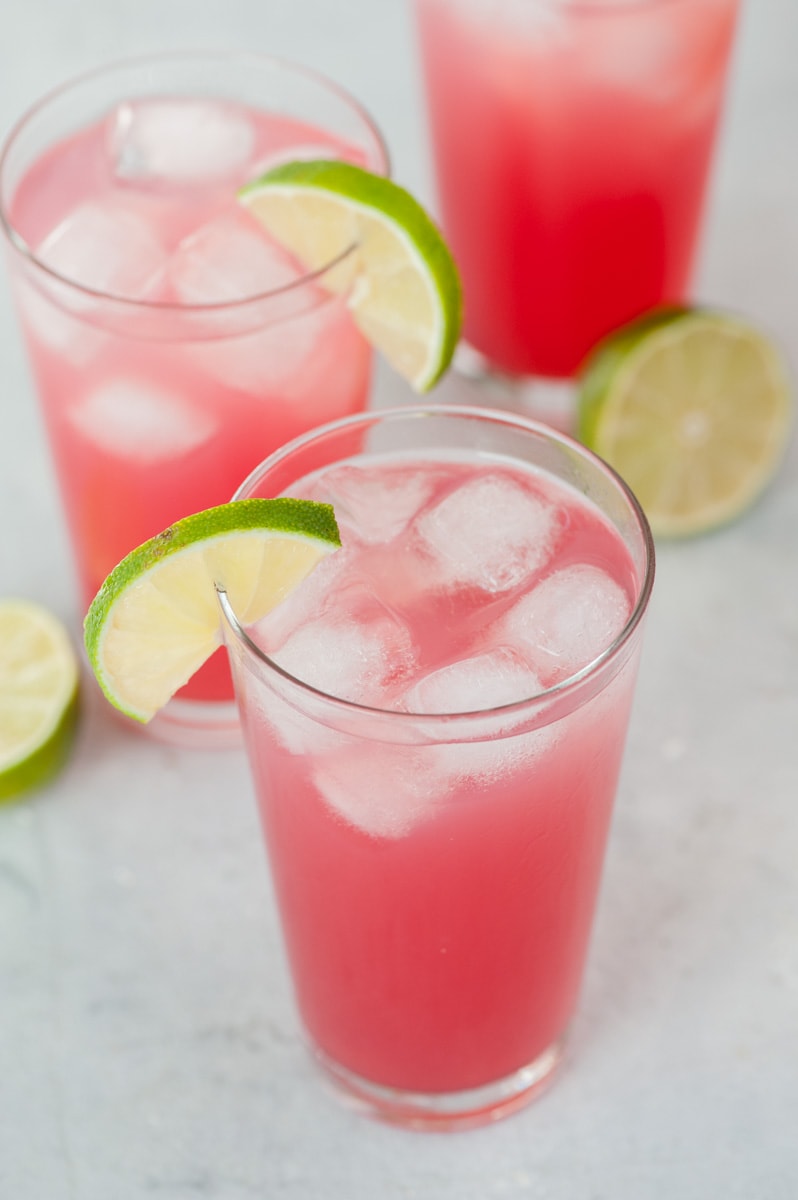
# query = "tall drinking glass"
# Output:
<box><xmin>413</xmin><ymin>0</ymin><xmax>740</xmax><ymax>425</ymax></box>
<box><xmin>0</xmin><ymin>52</ymin><xmax>388</xmax><ymax>746</ymax></box>
<box><xmin>220</xmin><ymin>404</ymin><xmax>655</xmax><ymax>1130</ymax></box>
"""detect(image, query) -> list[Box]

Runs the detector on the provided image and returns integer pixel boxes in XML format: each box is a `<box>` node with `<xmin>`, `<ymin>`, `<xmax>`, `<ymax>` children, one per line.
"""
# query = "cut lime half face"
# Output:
<box><xmin>84</xmin><ymin>498</ymin><xmax>341</xmax><ymax>723</ymax></box>
<box><xmin>0</xmin><ymin>599</ymin><xmax>80</xmax><ymax>802</ymax></box>
<box><xmin>239</xmin><ymin>159</ymin><xmax>463</xmax><ymax>392</ymax></box>
<box><xmin>578</xmin><ymin>308</ymin><xmax>793</xmax><ymax>538</ymax></box>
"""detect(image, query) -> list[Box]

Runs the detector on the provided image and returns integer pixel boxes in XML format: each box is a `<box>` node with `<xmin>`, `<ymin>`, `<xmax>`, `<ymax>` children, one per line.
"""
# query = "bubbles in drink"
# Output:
<box><xmin>414</xmin><ymin>472</ymin><xmax>560</xmax><ymax>594</ymax></box>
<box><xmin>68</xmin><ymin>379</ymin><xmax>216</xmax><ymax>461</ymax></box>
<box><xmin>499</xmin><ymin>563</ymin><xmax>631</xmax><ymax>686</ymax></box>
<box><xmin>35</xmin><ymin>200</ymin><xmax>166</xmax><ymax>299</ymax></box>
<box><xmin>107</xmin><ymin>99</ymin><xmax>256</xmax><ymax>186</ymax></box>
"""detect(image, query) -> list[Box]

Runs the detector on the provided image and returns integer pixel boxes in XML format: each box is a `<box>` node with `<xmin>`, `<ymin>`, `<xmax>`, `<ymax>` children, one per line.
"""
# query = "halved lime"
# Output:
<box><xmin>0</xmin><ymin>600</ymin><xmax>80</xmax><ymax>802</ymax></box>
<box><xmin>578</xmin><ymin>308</ymin><xmax>793</xmax><ymax>538</ymax></box>
<box><xmin>239</xmin><ymin>160</ymin><xmax>462</xmax><ymax>392</ymax></box>
<box><xmin>84</xmin><ymin>498</ymin><xmax>340</xmax><ymax>723</ymax></box>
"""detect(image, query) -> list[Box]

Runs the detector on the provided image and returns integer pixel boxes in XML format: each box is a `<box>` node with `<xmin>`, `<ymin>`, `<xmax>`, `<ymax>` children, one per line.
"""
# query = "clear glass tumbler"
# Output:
<box><xmin>413</xmin><ymin>0</ymin><xmax>740</xmax><ymax>427</ymax></box>
<box><xmin>219</xmin><ymin>404</ymin><xmax>655</xmax><ymax>1130</ymax></box>
<box><xmin>0</xmin><ymin>51</ymin><xmax>388</xmax><ymax>746</ymax></box>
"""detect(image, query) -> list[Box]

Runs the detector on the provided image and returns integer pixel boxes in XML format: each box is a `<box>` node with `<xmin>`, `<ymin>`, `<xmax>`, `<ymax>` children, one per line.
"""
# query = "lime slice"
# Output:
<box><xmin>0</xmin><ymin>600</ymin><xmax>80</xmax><ymax>802</ymax></box>
<box><xmin>239</xmin><ymin>159</ymin><xmax>463</xmax><ymax>392</ymax></box>
<box><xmin>578</xmin><ymin>308</ymin><xmax>793</xmax><ymax>538</ymax></box>
<box><xmin>84</xmin><ymin>498</ymin><xmax>340</xmax><ymax>723</ymax></box>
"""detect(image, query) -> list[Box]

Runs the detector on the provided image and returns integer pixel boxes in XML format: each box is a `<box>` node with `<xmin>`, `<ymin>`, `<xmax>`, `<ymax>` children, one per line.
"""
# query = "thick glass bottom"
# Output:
<box><xmin>452</xmin><ymin>343</ymin><xmax>577</xmax><ymax>436</ymax></box>
<box><xmin>311</xmin><ymin>1038</ymin><xmax>564</xmax><ymax>1132</ymax></box>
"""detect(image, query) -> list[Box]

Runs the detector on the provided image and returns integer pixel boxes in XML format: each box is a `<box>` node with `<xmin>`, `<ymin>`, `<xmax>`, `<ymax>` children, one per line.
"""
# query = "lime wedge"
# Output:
<box><xmin>0</xmin><ymin>600</ymin><xmax>80</xmax><ymax>802</ymax></box>
<box><xmin>84</xmin><ymin>498</ymin><xmax>340</xmax><ymax>723</ymax></box>
<box><xmin>578</xmin><ymin>308</ymin><xmax>793</xmax><ymax>538</ymax></box>
<box><xmin>239</xmin><ymin>159</ymin><xmax>462</xmax><ymax>392</ymax></box>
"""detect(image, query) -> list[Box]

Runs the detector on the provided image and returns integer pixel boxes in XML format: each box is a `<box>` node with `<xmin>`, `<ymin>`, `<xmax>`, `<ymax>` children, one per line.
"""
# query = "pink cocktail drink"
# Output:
<box><xmin>222</xmin><ymin>406</ymin><xmax>655</xmax><ymax>1129</ymax></box>
<box><xmin>0</xmin><ymin>54</ymin><xmax>387</xmax><ymax>739</ymax></box>
<box><xmin>415</xmin><ymin>0</ymin><xmax>739</xmax><ymax>379</ymax></box>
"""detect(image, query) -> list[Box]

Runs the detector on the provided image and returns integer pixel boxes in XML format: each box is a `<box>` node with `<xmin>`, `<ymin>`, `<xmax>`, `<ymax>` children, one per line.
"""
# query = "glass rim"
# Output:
<box><xmin>0</xmin><ymin>48</ymin><xmax>390</xmax><ymax>312</ymax></box>
<box><xmin>221</xmin><ymin>403</ymin><xmax>656</xmax><ymax>727</ymax></box>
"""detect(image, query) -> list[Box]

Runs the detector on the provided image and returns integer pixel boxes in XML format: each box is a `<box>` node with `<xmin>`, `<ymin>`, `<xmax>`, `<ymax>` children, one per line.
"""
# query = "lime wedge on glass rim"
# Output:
<box><xmin>577</xmin><ymin>308</ymin><xmax>793</xmax><ymax>538</ymax></box>
<box><xmin>0</xmin><ymin>599</ymin><xmax>80</xmax><ymax>801</ymax></box>
<box><xmin>239</xmin><ymin>159</ymin><xmax>463</xmax><ymax>392</ymax></box>
<box><xmin>84</xmin><ymin>498</ymin><xmax>340</xmax><ymax>723</ymax></box>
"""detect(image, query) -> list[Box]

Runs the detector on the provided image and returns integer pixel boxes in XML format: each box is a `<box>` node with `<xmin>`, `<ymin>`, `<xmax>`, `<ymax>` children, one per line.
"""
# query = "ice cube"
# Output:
<box><xmin>69</xmin><ymin>379</ymin><xmax>216</xmax><ymax>462</ymax></box>
<box><xmin>500</xmin><ymin>0</ymin><xmax>569</xmax><ymax>42</ymax></box>
<box><xmin>313</xmin><ymin>742</ymin><xmax>446</xmax><ymax>839</ymax></box>
<box><xmin>15</xmin><ymin>277</ymin><xmax>104</xmax><ymax>366</ymax></box>
<box><xmin>249</xmin><ymin>685</ymin><xmax>345</xmax><ymax>759</ymax></box>
<box><xmin>402</xmin><ymin>647</ymin><xmax>559</xmax><ymax>784</ymax></box>
<box><xmin>584</xmin><ymin>5</ymin><xmax>696</xmax><ymax>105</ymax></box>
<box><xmin>167</xmin><ymin>208</ymin><xmax>302</xmax><ymax>305</ymax></box>
<box><xmin>453</xmin><ymin>0</ymin><xmax>566</xmax><ymax>44</ymax></box>
<box><xmin>269</xmin><ymin>596</ymin><xmax>416</xmax><ymax>706</ymax></box>
<box><xmin>442</xmin><ymin>723</ymin><xmax>559</xmax><ymax>788</ymax></box>
<box><xmin>315</xmin><ymin>463</ymin><xmax>436</xmax><ymax>546</ymax></box>
<box><xmin>501</xmin><ymin>564</ymin><xmax>632</xmax><ymax>685</ymax></box>
<box><xmin>415</xmin><ymin>472</ymin><xmax>560</xmax><ymax>594</ymax></box>
<box><xmin>188</xmin><ymin>305</ymin><xmax>337</xmax><ymax>395</ymax></box>
<box><xmin>108</xmin><ymin>99</ymin><xmax>255</xmax><ymax>185</ymax></box>
<box><xmin>252</xmin><ymin>547</ymin><xmax>352</xmax><ymax>652</ymax></box>
<box><xmin>36</xmin><ymin>200</ymin><xmax>166</xmax><ymax>299</ymax></box>
<box><xmin>403</xmin><ymin>647</ymin><xmax>541</xmax><ymax>715</ymax></box>
<box><xmin>167</xmin><ymin>208</ymin><xmax>338</xmax><ymax>393</ymax></box>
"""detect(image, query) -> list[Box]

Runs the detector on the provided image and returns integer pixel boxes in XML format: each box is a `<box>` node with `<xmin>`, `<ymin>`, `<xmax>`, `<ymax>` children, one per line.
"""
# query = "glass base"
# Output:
<box><xmin>134</xmin><ymin>695</ymin><xmax>242</xmax><ymax>749</ymax></box>
<box><xmin>311</xmin><ymin>1038</ymin><xmax>564</xmax><ymax>1132</ymax></box>
<box><xmin>452</xmin><ymin>343</ymin><xmax>577</xmax><ymax>436</ymax></box>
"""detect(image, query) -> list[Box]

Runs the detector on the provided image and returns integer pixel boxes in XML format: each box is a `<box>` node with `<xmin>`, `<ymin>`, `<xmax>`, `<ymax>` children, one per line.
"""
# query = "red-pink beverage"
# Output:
<box><xmin>223</xmin><ymin>406</ymin><xmax>654</xmax><ymax>1129</ymax></box>
<box><xmin>415</xmin><ymin>0</ymin><xmax>739</xmax><ymax>378</ymax></box>
<box><xmin>0</xmin><ymin>55</ymin><xmax>387</xmax><ymax>733</ymax></box>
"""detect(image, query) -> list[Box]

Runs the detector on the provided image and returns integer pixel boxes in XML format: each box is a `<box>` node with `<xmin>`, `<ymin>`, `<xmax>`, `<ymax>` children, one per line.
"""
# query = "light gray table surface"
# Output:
<box><xmin>1</xmin><ymin>3</ymin><xmax>796</xmax><ymax>1197</ymax></box>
